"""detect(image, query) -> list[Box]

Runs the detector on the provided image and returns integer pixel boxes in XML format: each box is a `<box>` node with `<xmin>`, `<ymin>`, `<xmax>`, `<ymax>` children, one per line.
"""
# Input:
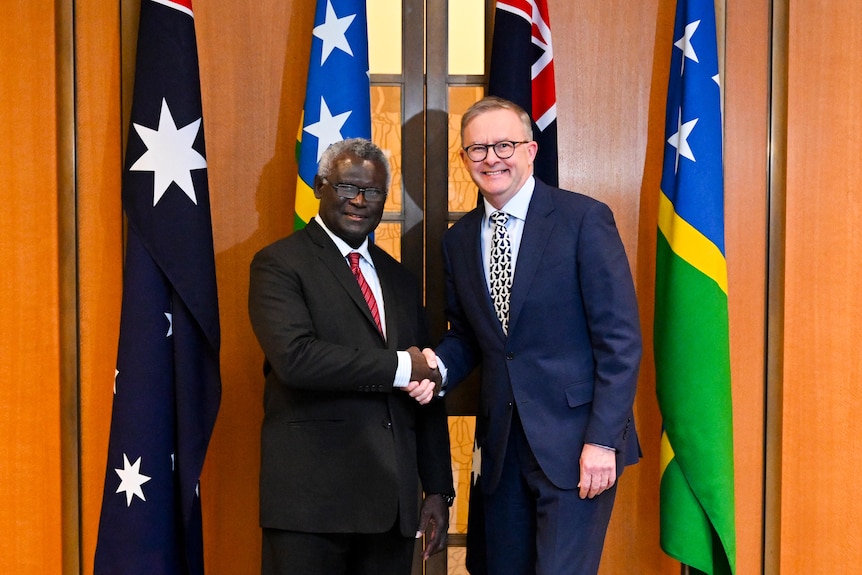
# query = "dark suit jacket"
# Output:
<box><xmin>248</xmin><ymin>219</ymin><xmax>453</xmax><ymax>537</ymax></box>
<box><xmin>435</xmin><ymin>180</ymin><xmax>642</xmax><ymax>493</ymax></box>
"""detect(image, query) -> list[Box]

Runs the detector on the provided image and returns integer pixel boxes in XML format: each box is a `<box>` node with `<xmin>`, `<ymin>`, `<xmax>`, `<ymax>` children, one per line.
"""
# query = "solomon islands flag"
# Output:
<box><xmin>655</xmin><ymin>0</ymin><xmax>737</xmax><ymax>573</ymax></box>
<box><xmin>294</xmin><ymin>0</ymin><xmax>372</xmax><ymax>230</ymax></box>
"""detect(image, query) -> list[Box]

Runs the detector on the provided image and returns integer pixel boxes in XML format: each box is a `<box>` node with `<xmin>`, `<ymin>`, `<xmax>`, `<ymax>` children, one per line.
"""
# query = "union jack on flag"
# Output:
<box><xmin>488</xmin><ymin>0</ymin><xmax>558</xmax><ymax>186</ymax></box>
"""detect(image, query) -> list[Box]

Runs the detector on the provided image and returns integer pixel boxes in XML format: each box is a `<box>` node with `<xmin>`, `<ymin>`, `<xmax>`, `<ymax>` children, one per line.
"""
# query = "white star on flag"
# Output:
<box><xmin>674</xmin><ymin>19</ymin><xmax>700</xmax><ymax>74</ymax></box>
<box><xmin>668</xmin><ymin>108</ymin><xmax>698</xmax><ymax>172</ymax></box>
<box><xmin>471</xmin><ymin>443</ymin><xmax>482</xmax><ymax>486</ymax></box>
<box><xmin>313</xmin><ymin>0</ymin><xmax>356</xmax><ymax>66</ymax></box>
<box><xmin>165</xmin><ymin>312</ymin><xmax>173</xmax><ymax>337</ymax></box>
<box><xmin>130</xmin><ymin>98</ymin><xmax>207</xmax><ymax>206</ymax></box>
<box><xmin>113</xmin><ymin>369</ymin><xmax>119</xmax><ymax>394</ymax></box>
<box><xmin>304</xmin><ymin>97</ymin><xmax>352</xmax><ymax>161</ymax></box>
<box><xmin>115</xmin><ymin>454</ymin><xmax>152</xmax><ymax>507</ymax></box>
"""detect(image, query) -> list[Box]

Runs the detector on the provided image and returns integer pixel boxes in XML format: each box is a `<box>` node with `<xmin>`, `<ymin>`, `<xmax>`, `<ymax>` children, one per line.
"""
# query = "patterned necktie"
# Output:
<box><xmin>489</xmin><ymin>211</ymin><xmax>513</xmax><ymax>334</ymax></box>
<box><xmin>348</xmin><ymin>252</ymin><xmax>384</xmax><ymax>337</ymax></box>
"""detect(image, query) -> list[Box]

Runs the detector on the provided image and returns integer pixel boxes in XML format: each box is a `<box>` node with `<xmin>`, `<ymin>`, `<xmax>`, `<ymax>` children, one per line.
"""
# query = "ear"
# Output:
<box><xmin>459</xmin><ymin>147</ymin><xmax>470</xmax><ymax>167</ymax></box>
<box><xmin>313</xmin><ymin>175</ymin><xmax>324</xmax><ymax>199</ymax></box>
<box><xmin>525</xmin><ymin>141</ymin><xmax>539</xmax><ymax>164</ymax></box>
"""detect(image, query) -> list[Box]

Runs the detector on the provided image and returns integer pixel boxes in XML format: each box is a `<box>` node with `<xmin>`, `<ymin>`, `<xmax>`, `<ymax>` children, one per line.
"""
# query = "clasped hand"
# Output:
<box><xmin>403</xmin><ymin>347</ymin><xmax>440</xmax><ymax>405</ymax></box>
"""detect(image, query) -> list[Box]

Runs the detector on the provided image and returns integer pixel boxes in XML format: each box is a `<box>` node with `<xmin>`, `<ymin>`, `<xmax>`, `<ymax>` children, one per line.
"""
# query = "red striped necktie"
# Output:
<box><xmin>348</xmin><ymin>252</ymin><xmax>383</xmax><ymax>337</ymax></box>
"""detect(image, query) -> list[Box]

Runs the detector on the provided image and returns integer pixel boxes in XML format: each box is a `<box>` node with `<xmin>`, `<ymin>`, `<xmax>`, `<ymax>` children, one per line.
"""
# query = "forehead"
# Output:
<box><xmin>462</xmin><ymin>108</ymin><xmax>526</xmax><ymax>144</ymax></box>
<box><xmin>331</xmin><ymin>152</ymin><xmax>386</xmax><ymax>184</ymax></box>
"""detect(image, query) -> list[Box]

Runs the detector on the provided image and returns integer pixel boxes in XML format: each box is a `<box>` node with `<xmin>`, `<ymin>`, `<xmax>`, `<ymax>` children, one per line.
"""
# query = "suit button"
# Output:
<box><xmin>382</xmin><ymin>420</ymin><xmax>392</xmax><ymax>430</ymax></box>
<box><xmin>506</xmin><ymin>352</ymin><xmax>514</xmax><ymax>360</ymax></box>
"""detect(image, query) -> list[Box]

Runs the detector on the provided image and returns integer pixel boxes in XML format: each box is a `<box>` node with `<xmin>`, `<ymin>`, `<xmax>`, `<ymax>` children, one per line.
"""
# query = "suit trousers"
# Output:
<box><xmin>483</xmin><ymin>410</ymin><xmax>617</xmax><ymax>575</ymax></box>
<box><xmin>261</xmin><ymin>520</ymin><xmax>415</xmax><ymax>575</ymax></box>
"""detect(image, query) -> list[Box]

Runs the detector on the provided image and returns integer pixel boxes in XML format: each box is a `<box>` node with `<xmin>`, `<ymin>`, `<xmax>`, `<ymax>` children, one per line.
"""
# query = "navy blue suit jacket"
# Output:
<box><xmin>436</xmin><ymin>180</ymin><xmax>642</xmax><ymax>493</ymax></box>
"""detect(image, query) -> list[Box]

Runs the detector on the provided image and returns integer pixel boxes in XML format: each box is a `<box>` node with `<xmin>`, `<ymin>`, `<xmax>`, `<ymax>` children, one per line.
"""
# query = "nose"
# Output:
<box><xmin>484</xmin><ymin>146</ymin><xmax>503</xmax><ymax>162</ymax></box>
<box><xmin>348</xmin><ymin>191</ymin><xmax>367</xmax><ymax>206</ymax></box>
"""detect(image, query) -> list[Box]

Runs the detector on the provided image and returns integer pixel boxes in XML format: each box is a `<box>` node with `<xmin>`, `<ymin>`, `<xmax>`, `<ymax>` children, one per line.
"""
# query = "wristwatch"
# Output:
<box><xmin>432</xmin><ymin>493</ymin><xmax>455</xmax><ymax>507</ymax></box>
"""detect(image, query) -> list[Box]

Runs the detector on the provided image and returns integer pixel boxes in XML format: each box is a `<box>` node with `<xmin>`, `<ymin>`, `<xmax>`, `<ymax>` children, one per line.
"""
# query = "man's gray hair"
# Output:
<box><xmin>317</xmin><ymin>138</ymin><xmax>391</xmax><ymax>189</ymax></box>
<box><xmin>461</xmin><ymin>96</ymin><xmax>534</xmax><ymax>142</ymax></box>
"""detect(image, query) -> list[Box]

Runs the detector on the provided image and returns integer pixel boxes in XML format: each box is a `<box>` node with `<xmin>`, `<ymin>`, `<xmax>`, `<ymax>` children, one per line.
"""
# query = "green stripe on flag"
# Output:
<box><xmin>655</xmin><ymin>228</ymin><xmax>735</xmax><ymax>575</ymax></box>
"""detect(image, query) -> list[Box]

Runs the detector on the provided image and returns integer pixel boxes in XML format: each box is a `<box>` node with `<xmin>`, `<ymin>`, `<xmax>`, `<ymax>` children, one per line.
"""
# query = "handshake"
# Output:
<box><xmin>403</xmin><ymin>346</ymin><xmax>441</xmax><ymax>405</ymax></box>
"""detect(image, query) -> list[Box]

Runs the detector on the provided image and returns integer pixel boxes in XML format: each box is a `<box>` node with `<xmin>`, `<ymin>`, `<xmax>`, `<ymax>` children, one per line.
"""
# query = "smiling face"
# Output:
<box><xmin>314</xmin><ymin>151</ymin><xmax>387</xmax><ymax>248</ymax></box>
<box><xmin>460</xmin><ymin>108</ymin><xmax>538</xmax><ymax>210</ymax></box>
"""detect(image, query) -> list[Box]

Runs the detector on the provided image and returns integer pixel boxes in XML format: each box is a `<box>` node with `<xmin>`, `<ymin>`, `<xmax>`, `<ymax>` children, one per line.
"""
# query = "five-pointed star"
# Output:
<box><xmin>304</xmin><ymin>97</ymin><xmax>351</xmax><ymax>161</ymax></box>
<box><xmin>313</xmin><ymin>0</ymin><xmax>356</xmax><ymax>66</ymax></box>
<box><xmin>674</xmin><ymin>19</ymin><xmax>700</xmax><ymax>74</ymax></box>
<box><xmin>130</xmin><ymin>98</ymin><xmax>207</xmax><ymax>206</ymax></box>
<box><xmin>471</xmin><ymin>445</ymin><xmax>482</xmax><ymax>486</ymax></box>
<box><xmin>668</xmin><ymin>108</ymin><xmax>698</xmax><ymax>172</ymax></box>
<box><xmin>115</xmin><ymin>454</ymin><xmax>152</xmax><ymax>507</ymax></box>
<box><xmin>165</xmin><ymin>312</ymin><xmax>173</xmax><ymax>337</ymax></box>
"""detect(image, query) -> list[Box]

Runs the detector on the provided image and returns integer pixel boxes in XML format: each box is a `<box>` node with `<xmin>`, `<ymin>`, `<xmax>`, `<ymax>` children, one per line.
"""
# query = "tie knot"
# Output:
<box><xmin>348</xmin><ymin>252</ymin><xmax>361</xmax><ymax>269</ymax></box>
<box><xmin>491</xmin><ymin>211</ymin><xmax>509</xmax><ymax>227</ymax></box>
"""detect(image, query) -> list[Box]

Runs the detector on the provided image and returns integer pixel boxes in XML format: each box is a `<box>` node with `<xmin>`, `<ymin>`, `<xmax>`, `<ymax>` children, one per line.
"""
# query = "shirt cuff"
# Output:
<box><xmin>436</xmin><ymin>355</ymin><xmax>448</xmax><ymax>396</ymax></box>
<box><xmin>393</xmin><ymin>350</ymin><xmax>411</xmax><ymax>388</ymax></box>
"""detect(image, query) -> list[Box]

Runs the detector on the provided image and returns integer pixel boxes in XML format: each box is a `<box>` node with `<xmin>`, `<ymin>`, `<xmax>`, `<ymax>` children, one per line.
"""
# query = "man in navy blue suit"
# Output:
<box><xmin>426</xmin><ymin>96</ymin><xmax>642</xmax><ymax>574</ymax></box>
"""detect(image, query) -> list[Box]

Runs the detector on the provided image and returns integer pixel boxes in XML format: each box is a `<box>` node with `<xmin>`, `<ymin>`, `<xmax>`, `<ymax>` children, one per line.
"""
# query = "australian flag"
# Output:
<box><xmin>488</xmin><ymin>0</ymin><xmax>559</xmax><ymax>186</ymax></box>
<box><xmin>94</xmin><ymin>1</ymin><xmax>221</xmax><ymax>573</ymax></box>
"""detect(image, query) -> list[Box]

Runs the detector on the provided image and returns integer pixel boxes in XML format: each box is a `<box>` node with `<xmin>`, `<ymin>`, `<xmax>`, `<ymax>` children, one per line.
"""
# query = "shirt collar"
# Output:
<box><xmin>483</xmin><ymin>175</ymin><xmax>535</xmax><ymax>224</ymax></box>
<box><xmin>313</xmin><ymin>215</ymin><xmax>375</xmax><ymax>267</ymax></box>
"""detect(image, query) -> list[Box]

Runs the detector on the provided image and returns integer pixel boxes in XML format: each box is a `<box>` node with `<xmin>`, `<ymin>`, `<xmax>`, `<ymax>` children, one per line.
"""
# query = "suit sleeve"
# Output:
<box><xmin>578</xmin><ymin>202</ymin><xmax>642</xmax><ymax>450</ymax></box>
<box><xmin>248</xmin><ymin>244</ymin><xmax>398</xmax><ymax>393</ymax></box>
<box><xmin>434</xmin><ymin>235</ymin><xmax>483</xmax><ymax>391</ymax></box>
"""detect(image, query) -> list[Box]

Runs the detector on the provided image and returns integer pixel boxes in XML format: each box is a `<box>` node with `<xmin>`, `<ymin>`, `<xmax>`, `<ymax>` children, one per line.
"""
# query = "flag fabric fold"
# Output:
<box><xmin>655</xmin><ymin>1</ymin><xmax>736</xmax><ymax>574</ymax></box>
<box><xmin>467</xmin><ymin>2</ymin><xmax>558</xmax><ymax>573</ymax></box>
<box><xmin>294</xmin><ymin>0</ymin><xmax>372</xmax><ymax>230</ymax></box>
<box><xmin>94</xmin><ymin>0</ymin><xmax>221</xmax><ymax>572</ymax></box>
<box><xmin>488</xmin><ymin>0</ymin><xmax>558</xmax><ymax>186</ymax></box>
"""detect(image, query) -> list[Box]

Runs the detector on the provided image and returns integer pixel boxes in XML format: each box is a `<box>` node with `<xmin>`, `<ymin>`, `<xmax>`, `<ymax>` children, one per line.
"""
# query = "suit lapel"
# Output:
<box><xmin>372</xmin><ymin>245</ymin><xmax>399</xmax><ymax>349</ymax></box>
<box><xmin>508</xmin><ymin>182</ymin><xmax>555</xmax><ymax>335</ymax></box>
<box><xmin>451</xmin><ymin>208</ymin><xmax>510</xmax><ymax>340</ymax></box>
<box><xmin>306</xmin><ymin>220</ymin><xmax>386</xmax><ymax>344</ymax></box>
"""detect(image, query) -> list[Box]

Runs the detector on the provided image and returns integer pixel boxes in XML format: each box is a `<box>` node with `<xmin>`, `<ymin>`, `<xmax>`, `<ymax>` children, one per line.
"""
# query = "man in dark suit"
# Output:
<box><xmin>248</xmin><ymin>138</ymin><xmax>454</xmax><ymax>575</ymax></box>
<box><xmin>427</xmin><ymin>96</ymin><xmax>642</xmax><ymax>574</ymax></box>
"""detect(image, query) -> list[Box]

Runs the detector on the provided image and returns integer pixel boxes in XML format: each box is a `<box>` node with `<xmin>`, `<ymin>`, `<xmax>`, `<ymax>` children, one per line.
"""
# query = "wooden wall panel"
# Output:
<box><xmin>724</xmin><ymin>0</ymin><xmax>770</xmax><ymax>572</ymax></box>
<box><xmin>0</xmin><ymin>3</ymin><xmax>64</xmax><ymax>572</ymax></box>
<box><xmin>194</xmin><ymin>1</ymin><xmax>315</xmax><ymax>571</ymax></box>
<box><xmin>75</xmin><ymin>0</ymin><xmax>124</xmax><ymax>572</ymax></box>
<box><xmin>781</xmin><ymin>1</ymin><xmax>862</xmax><ymax>570</ymax></box>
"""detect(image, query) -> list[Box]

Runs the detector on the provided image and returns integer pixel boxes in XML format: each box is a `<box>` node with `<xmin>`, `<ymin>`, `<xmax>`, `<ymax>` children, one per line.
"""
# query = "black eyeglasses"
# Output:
<box><xmin>324</xmin><ymin>179</ymin><xmax>387</xmax><ymax>203</ymax></box>
<box><xmin>463</xmin><ymin>140</ymin><xmax>530</xmax><ymax>162</ymax></box>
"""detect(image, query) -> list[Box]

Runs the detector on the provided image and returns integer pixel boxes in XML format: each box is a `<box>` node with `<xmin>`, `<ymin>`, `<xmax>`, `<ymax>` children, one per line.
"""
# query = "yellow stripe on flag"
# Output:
<box><xmin>295</xmin><ymin>177</ymin><xmax>317</xmax><ymax>226</ymax></box>
<box><xmin>660</xmin><ymin>429</ymin><xmax>674</xmax><ymax>478</ymax></box>
<box><xmin>657</xmin><ymin>191</ymin><xmax>728</xmax><ymax>295</ymax></box>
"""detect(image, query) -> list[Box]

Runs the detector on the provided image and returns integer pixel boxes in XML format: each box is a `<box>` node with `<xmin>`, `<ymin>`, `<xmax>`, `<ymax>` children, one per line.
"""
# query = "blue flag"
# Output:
<box><xmin>294</xmin><ymin>0</ymin><xmax>372</xmax><ymax>229</ymax></box>
<box><xmin>94</xmin><ymin>1</ymin><xmax>221</xmax><ymax>573</ymax></box>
